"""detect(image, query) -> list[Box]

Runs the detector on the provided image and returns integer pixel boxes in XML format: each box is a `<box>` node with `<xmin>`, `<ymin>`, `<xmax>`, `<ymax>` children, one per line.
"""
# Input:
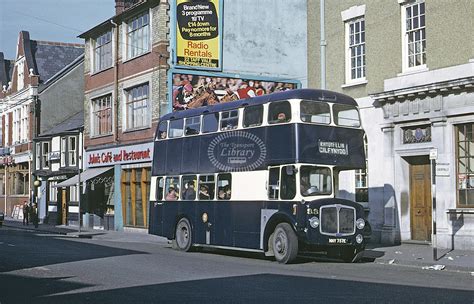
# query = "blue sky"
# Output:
<box><xmin>0</xmin><ymin>0</ymin><xmax>115</xmax><ymax>59</ymax></box>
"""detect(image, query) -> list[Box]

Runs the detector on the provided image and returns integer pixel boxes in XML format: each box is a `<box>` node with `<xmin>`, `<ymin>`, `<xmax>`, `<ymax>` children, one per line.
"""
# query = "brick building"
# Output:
<box><xmin>0</xmin><ymin>31</ymin><xmax>83</xmax><ymax>218</ymax></box>
<box><xmin>76</xmin><ymin>0</ymin><xmax>169</xmax><ymax>230</ymax></box>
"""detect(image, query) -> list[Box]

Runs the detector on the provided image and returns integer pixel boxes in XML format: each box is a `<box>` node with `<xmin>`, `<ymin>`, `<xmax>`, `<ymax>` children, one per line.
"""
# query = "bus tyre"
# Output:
<box><xmin>172</xmin><ymin>218</ymin><xmax>192</xmax><ymax>252</ymax></box>
<box><xmin>272</xmin><ymin>223</ymin><xmax>298</xmax><ymax>264</ymax></box>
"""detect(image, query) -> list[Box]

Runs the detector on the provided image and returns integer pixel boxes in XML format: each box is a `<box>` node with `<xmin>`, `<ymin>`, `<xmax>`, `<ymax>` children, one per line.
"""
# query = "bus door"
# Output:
<box><xmin>194</xmin><ymin>174</ymin><xmax>216</xmax><ymax>245</ymax></box>
<box><xmin>213</xmin><ymin>173</ymin><xmax>233</xmax><ymax>247</ymax></box>
<box><xmin>149</xmin><ymin>177</ymin><xmax>164</xmax><ymax>236</ymax></box>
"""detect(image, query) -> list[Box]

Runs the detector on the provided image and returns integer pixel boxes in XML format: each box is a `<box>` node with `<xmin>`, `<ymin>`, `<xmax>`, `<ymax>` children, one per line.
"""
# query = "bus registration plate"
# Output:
<box><xmin>328</xmin><ymin>238</ymin><xmax>347</xmax><ymax>244</ymax></box>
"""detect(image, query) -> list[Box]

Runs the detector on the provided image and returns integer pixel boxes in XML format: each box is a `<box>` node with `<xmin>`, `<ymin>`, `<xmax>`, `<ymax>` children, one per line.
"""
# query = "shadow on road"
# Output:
<box><xmin>1</xmin><ymin>273</ymin><xmax>471</xmax><ymax>304</ymax></box>
<box><xmin>0</xmin><ymin>229</ymin><xmax>146</xmax><ymax>273</ymax></box>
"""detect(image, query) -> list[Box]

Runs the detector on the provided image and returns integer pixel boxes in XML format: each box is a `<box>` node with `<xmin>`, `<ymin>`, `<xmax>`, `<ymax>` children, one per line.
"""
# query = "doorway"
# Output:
<box><xmin>408</xmin><ymin>156</ymin><xmax>432</xmax><ymax>241</ymax></box>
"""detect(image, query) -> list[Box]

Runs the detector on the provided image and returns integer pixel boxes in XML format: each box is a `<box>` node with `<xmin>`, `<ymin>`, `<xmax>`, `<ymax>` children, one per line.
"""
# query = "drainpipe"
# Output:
<box><xmin>320</xmin><ymin>0</ymin><xmax>326</xmax><ymax>90</ymax></box>
<box><xmin>111</xmin><ymin>20</ymin><xmax>119</xmax><ymax>143</ymax></box>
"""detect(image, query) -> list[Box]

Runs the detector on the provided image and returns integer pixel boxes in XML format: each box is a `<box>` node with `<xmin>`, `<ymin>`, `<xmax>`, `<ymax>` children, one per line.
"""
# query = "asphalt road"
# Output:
<box><xmin>0</xmin><ymin>226</ymin><xmax>472</xmax><ymax>304</ymax></box>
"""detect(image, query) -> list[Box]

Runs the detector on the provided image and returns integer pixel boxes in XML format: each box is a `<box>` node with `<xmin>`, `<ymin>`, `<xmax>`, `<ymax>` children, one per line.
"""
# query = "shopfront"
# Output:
<box><xmin>85</xmin><ymin>142</ymin><xmax>153</xmax><ymax>231</ymax></box>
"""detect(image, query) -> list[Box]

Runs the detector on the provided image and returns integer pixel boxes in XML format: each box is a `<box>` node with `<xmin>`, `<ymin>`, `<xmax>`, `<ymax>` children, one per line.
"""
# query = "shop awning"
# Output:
<box><xmin>54</xmin><ymin>167</ymin><xmax>113</xmax><ymax>187</ymax></box>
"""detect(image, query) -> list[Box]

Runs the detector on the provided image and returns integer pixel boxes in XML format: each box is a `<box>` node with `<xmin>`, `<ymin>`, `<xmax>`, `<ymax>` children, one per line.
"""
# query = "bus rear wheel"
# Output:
<box><xmin>272</xmin><ymin>223</ymin><xmax>298</xmax><ymax>264</ymax></box>
<box><xmin>172</xmin><ymin>218</ymin><xmax>192</xmax><ymax>252</ymax></box>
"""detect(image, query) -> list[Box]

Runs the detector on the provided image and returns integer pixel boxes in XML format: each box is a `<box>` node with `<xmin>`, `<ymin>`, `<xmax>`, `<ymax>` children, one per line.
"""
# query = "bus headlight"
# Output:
<box><xmin>356</xmin><ymin>234</ymin><xmax>364</xmax><ymax>244</ymax></box>
<box><xmin>309</xmin><ymin>217</ymin><xmax>319</xmax><ymax>229</ymax></box>
<box><xmin>356</xmin><ymin>218</ymin><xmax>365</xmax><ymax>230</ymax></box>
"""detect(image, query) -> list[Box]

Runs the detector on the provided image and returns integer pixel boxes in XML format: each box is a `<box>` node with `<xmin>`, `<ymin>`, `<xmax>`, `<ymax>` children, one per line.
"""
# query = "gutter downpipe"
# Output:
<box><xmin>320</xmin><ymin>0</ymin><xmax>326</xmax><ymax>90</ymax></box>
<box><xmin>111</xmin><ymin>20</ymin><xmax>119</xmax><ymax>143</ymax></box>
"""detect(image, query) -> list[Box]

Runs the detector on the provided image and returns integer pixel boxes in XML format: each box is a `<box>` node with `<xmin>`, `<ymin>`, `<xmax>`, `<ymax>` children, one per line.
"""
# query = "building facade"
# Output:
<box><xmin>0</xmin><ymin>31</ymin><xmax>83</xmax><ymax>218</ymax></box>
<box><xmin>79</xmin><ymin>0</ymin><xmax>169</xmax><ymax>231</ymax></box>
<box><xmin>308</xmin><ymin>0</ymin><xmax>474</xmax><ymax>250</ymax></box>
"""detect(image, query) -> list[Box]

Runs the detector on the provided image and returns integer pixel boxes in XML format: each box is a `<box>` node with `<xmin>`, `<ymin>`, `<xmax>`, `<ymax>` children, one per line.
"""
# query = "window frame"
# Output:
<box><xmin>220</xmin><ymin>110</ymin><xmax>239</xmax><ymax>131</ymax></box>
<box><xmin>401</xmin><ymin>0</ymin><xmax>426</xmax><ymax>72</ymax></box>
<box><xmin>42</xmin><ymin>141</ymin><xmax>50</xmax><ymax>169</ymax></box>
<box><xmin>456</xmin><ymin>123</ymin><xmax>474</xmax><ymax>208</ymax></box>
<box><xmin>345</xmin><ymin>17</ymin><xmax>366</xmax><ymax>84</ymax></box>
<box><xmin>125</xmin><ymin>83</ymin><xmax>150</xmax><ymax>131</ymax></box>
<box><xmin>126</xmin><ymin>11</ymin><xmax>151</xmax><ymax>60</ymax></box>
<box><xmin>93</xmin><ymin>30</ymin><xmax>113</xmax><ymax>73</ymax></box>
<box><xmin>268</xmin><ymin>101</ymin><xmax>292</xmax><ymax>124</ymax></box>
<box><xmin>68</xmin><ymin>136</ymin><xmax>78</xmax><ymax>167</ymax></box>
<box><xmin>243</xmin><ymin>104</ymin><xmax>264</xmax><ymax>128</ymax></box>
<box><xmin>91</xmin><ymin>94</ymin><xmax>113</xmax><ymax>137</ymax></box>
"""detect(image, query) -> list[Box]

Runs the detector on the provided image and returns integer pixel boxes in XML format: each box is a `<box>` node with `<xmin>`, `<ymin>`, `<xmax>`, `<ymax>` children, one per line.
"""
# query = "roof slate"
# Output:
<box><xmin>40</xmin><ymin>111</ymin><xmax>84</xmax><ymax>136</ymax></box>
<box><xmin>31</xmin><ymin>41</ymin><xmax>84</xmax><ymax>83</ymax></box>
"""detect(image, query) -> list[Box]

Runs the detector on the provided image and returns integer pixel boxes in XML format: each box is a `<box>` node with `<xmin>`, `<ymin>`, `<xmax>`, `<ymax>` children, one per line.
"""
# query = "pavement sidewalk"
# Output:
<box><xmin>3</xmin><ymin>217</ymin><xmax>473</xmax><ymax>272</ymax></box>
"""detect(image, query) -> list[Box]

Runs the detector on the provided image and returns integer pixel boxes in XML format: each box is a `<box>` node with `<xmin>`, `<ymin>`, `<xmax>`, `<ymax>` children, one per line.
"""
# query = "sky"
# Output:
<box><xmin>0</xmin><ymin>0</ymin><xmax>115</xmax><ymax>59</ymax></box>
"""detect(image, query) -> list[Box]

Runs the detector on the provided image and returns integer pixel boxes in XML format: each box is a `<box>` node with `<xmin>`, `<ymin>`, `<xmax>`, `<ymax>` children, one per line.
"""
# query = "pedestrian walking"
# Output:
<box><xmin>22</xmin><ymin>201</ymin><xmax>29</xmax><ymax>225</ymax></box>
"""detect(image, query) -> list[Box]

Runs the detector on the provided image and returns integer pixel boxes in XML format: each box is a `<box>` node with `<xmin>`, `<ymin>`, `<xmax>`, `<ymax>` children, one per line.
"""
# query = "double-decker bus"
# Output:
<box><xmin>149</xmin><ymin>89</ymin><xmax>369</xmax><ymax>263</ymax></box>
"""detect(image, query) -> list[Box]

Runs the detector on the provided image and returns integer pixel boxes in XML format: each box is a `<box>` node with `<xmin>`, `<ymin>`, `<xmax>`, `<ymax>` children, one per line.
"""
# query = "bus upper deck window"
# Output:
<box><xmin>333</xmin><ymin>104</ymin><xmax>360</xmax><ymax>127</ymax></box>
<box><xmin>243</xmin><ymin>105</ymin><xmax>263</xmax><ymax>128</ymax></box>
<box><xmin>300</xmin><ymin>100</ymin><xmax>330</xmax><ymax>124</ymax></box>
<box><xmin>185</xmin><ymin>116</ymin><xmax>201</xmax><ymax>136</ymax></box>
<box><xmin>202</xmin><ymin>113</ymin><xmax>219</xmax><ymax>133</ymax></box>
<box><xmin>157</xmin><ymin>121</ymin><xmax>168</xmax><ymax>140</ymax></box>
<box><xmin>269</xmin><ymin>101</ymin><xmax>291</xmax><ymax>124</ymax></box>
<box><xmin>220</xmin><ymin>110</ymin><xmax>239</xmax><ymax>131</ymax></box>
<box><xmin>169</xmin><ymin>119</ymin><xmax>184</xmax><ymax>138</ymax></box>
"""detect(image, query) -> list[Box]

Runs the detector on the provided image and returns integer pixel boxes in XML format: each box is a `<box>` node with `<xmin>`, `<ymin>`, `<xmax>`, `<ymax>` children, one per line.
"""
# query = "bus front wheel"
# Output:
<box><xmin>272</xmin><ymin>223</ymin><xmax>298</xmax><ymax>264</ymax></box>
<box><xmin>172</xmin><ymin>218</ymin><xmax>193</xmax><ymax>252</ymax></box>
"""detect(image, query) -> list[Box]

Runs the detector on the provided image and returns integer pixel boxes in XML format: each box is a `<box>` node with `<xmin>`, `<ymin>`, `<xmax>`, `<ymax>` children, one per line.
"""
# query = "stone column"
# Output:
<box><xmin>381</xmin><ymin>123</ymin><xmax>398</xmax><ymax>244</ymax></box>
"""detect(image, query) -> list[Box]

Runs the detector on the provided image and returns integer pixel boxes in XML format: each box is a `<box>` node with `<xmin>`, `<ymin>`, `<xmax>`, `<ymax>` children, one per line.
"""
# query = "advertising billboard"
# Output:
<box><xmin>176</xmin><ymin>0</ymin><xmax>222</xmax><ymax>70</ymax></box>
<box><xmin>172</xmin><ymin>72</ymin><xmax>298</xmax><ymax>111</ymax></box>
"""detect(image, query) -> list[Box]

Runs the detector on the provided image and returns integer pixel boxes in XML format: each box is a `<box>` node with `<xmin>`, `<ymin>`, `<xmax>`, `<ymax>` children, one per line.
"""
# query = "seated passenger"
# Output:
<box><xmin>183</xmin><ymin>181</ymin><xmax>196</xmax><ymax>200</ymax></box>
<box><xmin>199</xmin><ymin>185</ymin><xmax>211</xmax><ymax>200</ymax></box>
<box><xmin>218</xmin><ymin>189</ymin><xmax>226</xmax><ymax>200</ymax></box>
<box><xmin>277</xmin><ymin>112</ymin><xmax>288</xmax><ymax>122</ymax></box>
<box><xmin>165</xmin><ymin>187</ymin><xmax>178</xmax><ymax>201</ymax></box>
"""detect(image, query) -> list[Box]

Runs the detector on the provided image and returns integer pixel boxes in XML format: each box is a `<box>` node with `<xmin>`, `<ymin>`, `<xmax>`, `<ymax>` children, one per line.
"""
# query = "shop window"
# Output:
<box><xmin>122</xmin><ymin>167</ymin><xmax>151</xmax><ymax>228</ymax></box>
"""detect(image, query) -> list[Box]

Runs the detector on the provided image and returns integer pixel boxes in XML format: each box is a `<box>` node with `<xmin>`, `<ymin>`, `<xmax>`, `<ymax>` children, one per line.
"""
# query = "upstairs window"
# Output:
<box><xmin>333</xmin><ymin>104</ymin><xmax>360</xmax><ymax>127</ymax></box>
<box><xmin>346</xmin><ymin>18</ymin><xmax>366</xmax><ymax>82</ymax></box>
<box><xmin>300</xmin><ymin>101</ymin><xmax>330</xmax><ymax>124</ymax></box>
<box><xmin>185</xmin><ymin>116</ymin><xmax>201</xmax><ymax>136</ymax></box>
<box><xmin>94</xmin><ymin>31</ymin><xmax>112</xmax><ymax>72</ymax></box>
<box><xmin>402</xmin><ymin>1</ymin><xmax>426</xmax><ymax>71</ymax></box>
<box><xmin>91</xmin><ymin>94</ymin><xmax>112</xmax><ymax>136</ymax></box>
<box><xmin>269</xmin><ymin>101</ymin><xmax>291</xmax><ymax>124</ymax></box>
<box><xmin>42</xmin><ymin>142</ymin><xmax>50</xmax><ymax>169</ymax></box>
<box><xmin>68</xmin><ymin>136</ymin><xmax>77</xmax><ymax>166</ymax></box>
<box><xmin>127</xmin><ymin>12</ymin><xmax>150</xmax><ymax>59</ymax></box>
<box><xmin>126</xmin><ymin>83</ymin><xmax>150</xmax><ymax>130</ymax></box>
<box><xmin>16</xmin><ymin>58</ymin><xmax>25</xmax><ymax>91</ymax></box>
<box><xmin>220</xmin><ymin>110</ymin><xmax>239</xmax><ymax>131</ymax></box>
<box><xmin>61</xmin><ymin>137</ymin><xmax>67</xmax><ymax>167</ymax></box>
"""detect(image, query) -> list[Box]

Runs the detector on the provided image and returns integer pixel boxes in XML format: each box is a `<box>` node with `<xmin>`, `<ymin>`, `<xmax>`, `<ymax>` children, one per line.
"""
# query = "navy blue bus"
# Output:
<box><xmin>149</xmin><ymin>89</ymin><xmax>369</xmax><ymax>263</ymax></box>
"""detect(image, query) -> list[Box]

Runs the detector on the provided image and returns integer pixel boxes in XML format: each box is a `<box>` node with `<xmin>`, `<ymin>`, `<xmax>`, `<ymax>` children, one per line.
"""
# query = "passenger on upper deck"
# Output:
<box><xmin>199</xmin><ymin>185</ymin><xmax>210</xmax><ymax>200</ymax></box>
<box><xmin>183</xmin><ymin>181</ymin><xmax>196</xmax><ymax>200</ymax></box>
<box><xmin>165</xmin><ymin>186</ymin><xmax>178</xmax><ymax>200</ymax></box>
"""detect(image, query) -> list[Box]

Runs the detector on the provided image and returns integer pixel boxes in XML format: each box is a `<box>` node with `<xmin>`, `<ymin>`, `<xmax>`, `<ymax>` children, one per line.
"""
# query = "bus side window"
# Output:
<box><xmin>268</xmin><ymin>101</ymin><xmax>292</xmax><ymax>124</ymax></box>
<box><xmin>220</xmin><ymin>110</ymin><xmax>239</xmax><ymax>131</ymax></box>
<box><xmin>217</xmin><ymin>173</ymin><xmax>232</xmax><ymax>200</ymax></box>
<box><xmin>300</xmin><ymin>100</ymin><xmax>330</xmax><ymax>124</ymax></box>
<box><xmin>181</xmin><ymin>175</ymin><xmax>197</xmax><ymax>200</ymax></box>
<box><xmin>202</xmin><ymin>113</ymin><xmax>219</xmax><ymax>133</ymax></box>
<box><xmin>243</xmin><ymin>105</ymin><xmax>263</xmax><ymax>128</ymax></box>
<box><xmin>169</xmin><ymin>119</ymin><xmax>184</xmax><ymax>138</ymax></box>
<box><xmin>185</xmin><ymin>116</ymin><xmax>201</xmax><ymax>136</ymax></box>
<box><xmin>280</xmin><ymin>165</ymin><xmax>296</xmax><ymax>200</ymax></box>
<box><xmin>157</xmin><ymin>177</ymin><xmax>164</xmax><ymax>200</ymax></box>
<box><xmin>199</xmin><ymin>174</ymin><xmax>215</xmax><ymax>200</ymax></box>
<box><xmin>157</xmin><ymin>121</ymin><xmax>168</xmax><ymax>140</ymax></box>
<box><xmin>165</xmin><ymin>176</ymin><xmax>180</xmax><ymax>200</ymax></box>
<box><xmin>268</xmin><ymin>167</ymin><xmax>280</xmax><ymax>199</ymax></box>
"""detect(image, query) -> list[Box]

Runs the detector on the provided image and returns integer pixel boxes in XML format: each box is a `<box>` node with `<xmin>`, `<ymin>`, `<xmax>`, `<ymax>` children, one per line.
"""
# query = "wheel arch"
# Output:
<box><xmin>263</xmin><ymin>212</ymin><xmax>296</xmax><ymax>252</ymax></box>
